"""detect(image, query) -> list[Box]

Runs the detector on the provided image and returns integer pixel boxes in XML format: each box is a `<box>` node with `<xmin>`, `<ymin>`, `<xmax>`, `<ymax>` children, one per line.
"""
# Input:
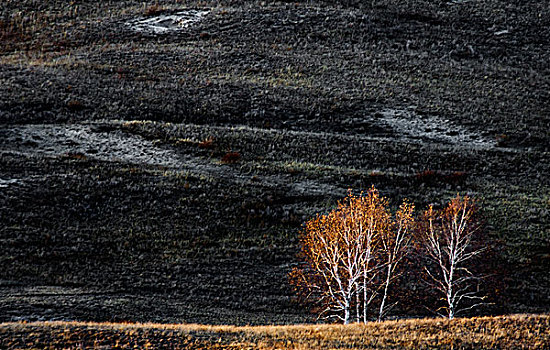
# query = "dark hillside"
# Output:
<box><xmin>0</xmin><ymin>0</ymin><xmax>548</xmax><ymax>324</ymax></box>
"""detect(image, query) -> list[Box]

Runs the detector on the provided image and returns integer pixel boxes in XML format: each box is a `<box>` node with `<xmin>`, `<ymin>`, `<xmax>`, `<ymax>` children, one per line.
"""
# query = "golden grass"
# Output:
<box><xmin>1</xmin><ymin>314</ymin><xmax>549</xmax><ymax>349</ymax></box>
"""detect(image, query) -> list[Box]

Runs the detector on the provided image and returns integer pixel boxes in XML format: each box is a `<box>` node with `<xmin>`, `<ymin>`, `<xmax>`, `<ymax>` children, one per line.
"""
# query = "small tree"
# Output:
<box><xmin>420</xmin><ymin>194</ymin><xmax>486</xmax><ymax>319</ymax></box>
<box><xmin>291</xmin><ymin>190</ymin><xmax>381</xmax><ymax>324</ymax></box>
<box><xmin>291</xmin><ymin>187</ymin><xmax>414</xmax><ymax>324</ymax></box>
<box><xmin>377</xmin><ymin>200</ymin><xmax>415</xmax><ymax>321</ymax></box>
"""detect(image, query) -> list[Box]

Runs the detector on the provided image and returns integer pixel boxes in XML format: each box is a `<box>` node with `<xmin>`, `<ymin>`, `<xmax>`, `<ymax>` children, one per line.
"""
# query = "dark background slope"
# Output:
<box><xmin>0</xmin><ymin>0</ymin><xmax>548</xmax><ymax>324</ymax></box>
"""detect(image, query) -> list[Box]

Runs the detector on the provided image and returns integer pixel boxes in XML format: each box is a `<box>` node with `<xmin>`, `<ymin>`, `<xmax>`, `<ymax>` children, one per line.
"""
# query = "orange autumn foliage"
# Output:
<box><xmin>291</xmin><ymin>186</ymin><xmax>414</xmax><ymax>324</ymax></box>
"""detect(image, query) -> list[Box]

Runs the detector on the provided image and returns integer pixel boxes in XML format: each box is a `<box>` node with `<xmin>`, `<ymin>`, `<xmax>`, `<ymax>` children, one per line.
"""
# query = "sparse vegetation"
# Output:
<box><xmin>144</xmin><ymin>3</ymin><xmax>163</xmax><ymax>17</ymax></box>
<box><xmin>221</xmin><ymin>151</ymin><xmax>241</xmax><ymax>164</ymax></box>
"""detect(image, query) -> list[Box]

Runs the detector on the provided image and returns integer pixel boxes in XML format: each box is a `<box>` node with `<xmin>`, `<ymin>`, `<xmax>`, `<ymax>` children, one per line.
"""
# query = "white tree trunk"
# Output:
<box><xmin>378</xmin><ymin>262</ymin><xmax>392</xmax><ymax>322</ymax></box>
<box><xmin>363</xmin><ymin>268</ymin><xmax>368</xmax><ymax>323</ymax></box>
<box><xmin>356</xmin><ymin>283</ymin><xmax>361</xmax><ymax>323</ymax></box>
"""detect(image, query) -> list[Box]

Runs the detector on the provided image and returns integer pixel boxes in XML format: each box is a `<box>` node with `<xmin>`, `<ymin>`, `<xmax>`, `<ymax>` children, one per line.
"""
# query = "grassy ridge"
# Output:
<box><xmin>1</xmin><ymin>314</ymin><xmax>548</xmax><ymax>349</ymax></box>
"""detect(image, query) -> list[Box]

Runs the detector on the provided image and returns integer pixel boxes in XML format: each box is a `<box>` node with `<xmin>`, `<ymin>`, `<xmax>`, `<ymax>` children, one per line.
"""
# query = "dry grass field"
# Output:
<box><xmin>1</xmin><ymin>314</ymin><xmax>549</xmax><ymax>349</ymax></box>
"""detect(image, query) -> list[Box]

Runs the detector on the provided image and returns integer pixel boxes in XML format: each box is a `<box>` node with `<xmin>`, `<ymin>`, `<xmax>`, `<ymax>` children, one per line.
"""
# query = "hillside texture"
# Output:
<box><xmin>1</xmin><ymin>0</ymin><xmax>549</xmax><ymax>324</ymax></box>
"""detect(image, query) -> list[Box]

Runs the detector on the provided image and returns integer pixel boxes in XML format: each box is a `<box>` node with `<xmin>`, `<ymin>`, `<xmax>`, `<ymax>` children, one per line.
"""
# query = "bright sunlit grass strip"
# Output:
<box><xmin>1</xmin><ymin>314</ymin><xmax>549</xmax><ymax>349</ymax></box>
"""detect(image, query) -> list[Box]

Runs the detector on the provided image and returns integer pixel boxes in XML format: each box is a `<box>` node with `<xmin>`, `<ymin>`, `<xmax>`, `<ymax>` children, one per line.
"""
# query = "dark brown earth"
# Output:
<box><xmin>0</xmin><ymin>0</ymin><xmax>549</xmax><ymax>325</ymax></box>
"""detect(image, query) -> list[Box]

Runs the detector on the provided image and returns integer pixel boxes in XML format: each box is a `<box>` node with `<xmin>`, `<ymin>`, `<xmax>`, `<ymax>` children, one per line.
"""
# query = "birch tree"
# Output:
<box><xmin>377</xmin><ymin>200</ymin><xmax>415</xmax><ymax>321</ymax></box>
<box><xmin>420</xmin><ymin>194</ymin><xmax>486</xmax><ymax>319</ymax></box>
<box><xmin>292</xmin><ymin>190</ymin><xmax>379</xmax><ymax>324</ymax></box>
<box><xmin>291</xmin><ymin>187</ymin><xmax>412</xmax><ymax>324</ymax></box>
<box><xmin>356</xmin><ymin>187</ymin><xmax>391</xmax><ymax>323</ymax></box>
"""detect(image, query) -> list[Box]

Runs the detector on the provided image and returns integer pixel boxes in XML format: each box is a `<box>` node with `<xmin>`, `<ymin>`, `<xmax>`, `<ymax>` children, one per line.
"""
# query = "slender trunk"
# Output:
<box><xmin>378</xmin><ymin>262</ymin><xmax>392</xmax><ymax>322</ymax></box>
<box><xmin>344</xmin><ymin>304</ymin><xmax>350</xmax><ymax>325</ymax></box>
<box><xmin>356</xmin><ymin>282</ymin><xmax>361</xmax><ymax>323</ymax></box>
<box><xmin>447</xmin><ymin>280</ymin><xmax>454</xmax><ymax>319</ymax></box>
<box><xmin>363</xmin><ymin>266</ymin><xmax>368</xmax><ymax>323</ymax></box>
<box><xmin>447</xmin><ymin>259</ymin><xmax>455</xmax><ymax>319</ymax></box>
